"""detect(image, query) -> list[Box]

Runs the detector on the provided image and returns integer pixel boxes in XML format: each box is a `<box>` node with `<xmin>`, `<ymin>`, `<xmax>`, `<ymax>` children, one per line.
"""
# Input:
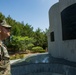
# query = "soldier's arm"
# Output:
<box><xmin>0</xmin><ymin>44</ymin><xmax>10</xmax><ymax>69</ymax></box>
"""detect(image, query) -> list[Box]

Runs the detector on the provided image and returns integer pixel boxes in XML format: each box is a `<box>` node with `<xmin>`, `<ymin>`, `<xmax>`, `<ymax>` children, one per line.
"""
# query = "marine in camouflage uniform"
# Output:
<box><xmin>0</xmin><ymin>20</ymin><xmax>11</xmax><ymax>75</ymax></box>
<box><xmin>0</xmin><ymin>42</ymin><xmax>11</xmax><ymax>75</ymax></box>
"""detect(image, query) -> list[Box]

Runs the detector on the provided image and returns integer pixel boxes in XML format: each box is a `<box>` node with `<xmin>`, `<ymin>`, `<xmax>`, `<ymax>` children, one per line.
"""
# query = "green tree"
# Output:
<box><xmin>33</xmin><ymin>28</ymin><xmax>48</xmax><ymax>49</ymax></box>
<box><xmin>21</xmin><ymin>23</ymin><xmax>34</xmax><ymax>37</ymax></box>
<box><xmin>11</xmin><ymin>36</ymin><xmax>35</xmax><ymax>52</ymax></box>
<box><xmin>0</xmin><ymin>12</ymin><xmax>5</xmax><ymax>21</ymax></box>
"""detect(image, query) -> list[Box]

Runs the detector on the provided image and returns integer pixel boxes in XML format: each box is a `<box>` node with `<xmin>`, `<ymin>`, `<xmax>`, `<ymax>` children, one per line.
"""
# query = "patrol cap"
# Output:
<box><xmin>0</xmin><ymin>20</ymin><xmax>11</xmax><ymax>28</ymax></box>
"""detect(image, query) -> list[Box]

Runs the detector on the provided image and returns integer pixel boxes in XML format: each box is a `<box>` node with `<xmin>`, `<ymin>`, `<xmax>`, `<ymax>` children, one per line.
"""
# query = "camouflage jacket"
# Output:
<box><xmin>0</xmin><ymin>42</ymin><xmax>11</xmax><ymax>75</ymax></box>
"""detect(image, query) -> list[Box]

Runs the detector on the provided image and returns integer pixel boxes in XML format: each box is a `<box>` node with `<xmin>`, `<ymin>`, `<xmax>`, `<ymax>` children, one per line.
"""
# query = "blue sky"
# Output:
<box><xmin>0</xmin><ymin>0</ymin><xmax>58</xmax><ymax>31</ymax></box>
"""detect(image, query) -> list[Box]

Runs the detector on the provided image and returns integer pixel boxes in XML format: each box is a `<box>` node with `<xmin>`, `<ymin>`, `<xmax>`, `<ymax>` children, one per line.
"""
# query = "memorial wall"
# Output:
<box><xmin>48</xmin><ymin>0</ymin><xmax>76</xmax><ymax>62</ymax></box>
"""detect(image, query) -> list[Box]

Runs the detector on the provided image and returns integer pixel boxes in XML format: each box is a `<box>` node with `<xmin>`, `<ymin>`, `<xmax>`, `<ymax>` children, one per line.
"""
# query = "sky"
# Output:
<box><xmin>0</xmin><ymin>0</ymin><xmax>58</xmax><ymax>31</ymax></box>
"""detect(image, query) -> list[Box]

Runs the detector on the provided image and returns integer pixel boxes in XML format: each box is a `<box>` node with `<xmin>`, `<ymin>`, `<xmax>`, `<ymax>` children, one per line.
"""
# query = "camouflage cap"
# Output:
<box><xmin>0</xmin><ymin>20</ymin><xmax>11</xmax><ymax>28</ymax></box>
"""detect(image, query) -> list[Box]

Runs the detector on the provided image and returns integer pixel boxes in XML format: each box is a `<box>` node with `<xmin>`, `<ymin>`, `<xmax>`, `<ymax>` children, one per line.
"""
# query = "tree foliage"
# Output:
<box><xmin>0</xmin><ymin>12</ymin><xmax>48</xmax><ymax>53</ymax></box>
<box><xmin>11</xmin><ymin>36</ymin><xmax>35</xmax><ymax>52</ymax></box>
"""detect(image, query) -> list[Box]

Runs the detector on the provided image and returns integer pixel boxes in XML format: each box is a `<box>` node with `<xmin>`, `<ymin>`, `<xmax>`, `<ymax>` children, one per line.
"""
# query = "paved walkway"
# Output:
<box><xmin>10</xmin><ymin>52</ymin><xmax>48</xmax><ymax>64</ymax></box>
<box><xmin>10</xmin><ymin>59</ymin><xmax>21</xmax><ymax>64</ymax></box>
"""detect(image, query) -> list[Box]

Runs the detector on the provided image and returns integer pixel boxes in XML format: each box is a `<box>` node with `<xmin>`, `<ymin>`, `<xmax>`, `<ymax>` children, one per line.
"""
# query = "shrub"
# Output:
<box><xmin>10</xmin><ymin>54</ymin><xmax>24</xmax><ymax>60</ymax></box>
<box><xmin>32</xmin><ymin>46</ymin><xmax>45</xmax><ymax>53</ymax></box>
<box><xmin>38</xmin><ymin>50</ymin><xmax>45</xmax><ymax>53</ymax></box>
<box><xmin>27</xmin><ymin>43</ymin><xmax>34</xmax><ymax>50</ymax></box>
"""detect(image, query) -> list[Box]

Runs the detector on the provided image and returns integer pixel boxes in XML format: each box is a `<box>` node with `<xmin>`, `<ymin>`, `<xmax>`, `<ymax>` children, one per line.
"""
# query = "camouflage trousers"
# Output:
<box><xmin>0</xmin><ymin>60</ymin><xmax>11</xmax><ymax>75</ymax></box>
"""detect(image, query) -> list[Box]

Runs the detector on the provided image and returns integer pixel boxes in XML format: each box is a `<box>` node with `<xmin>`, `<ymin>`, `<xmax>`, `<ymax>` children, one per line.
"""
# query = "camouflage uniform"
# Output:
<box><xmin>0</xmin><ymin>20</ymin><xmax>11</xmax><ymax>75</ymax></box>
<box><xmin>0</xmin><ymin>41</ymin><xmax>11</xmax><ymax>75</ymax></box>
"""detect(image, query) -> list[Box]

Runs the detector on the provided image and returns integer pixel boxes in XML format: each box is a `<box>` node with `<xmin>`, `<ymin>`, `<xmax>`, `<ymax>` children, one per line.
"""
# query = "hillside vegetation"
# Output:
<box><xmin>0</xmin><ymin>12</ymin><xmax>48</xmax><ymax>55</ymax></box>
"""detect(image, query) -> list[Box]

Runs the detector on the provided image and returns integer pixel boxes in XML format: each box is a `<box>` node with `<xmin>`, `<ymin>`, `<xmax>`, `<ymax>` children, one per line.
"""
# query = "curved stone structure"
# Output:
<box><xmin>48</xmin><ymin>0</ymin><xmax>76</xmax><ymax>62</ymax></box>
<box><xmin>11</xmin><ymin>53</ymin><xmax>76</xmax><ymax>75</ymax></box>
<box><xmin>11</xmin><ymin>63</ymin><xmax>76</xmax><ymax>75</ymax></box>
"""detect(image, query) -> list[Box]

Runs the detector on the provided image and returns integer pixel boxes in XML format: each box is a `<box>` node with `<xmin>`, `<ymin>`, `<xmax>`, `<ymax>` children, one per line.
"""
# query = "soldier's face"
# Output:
<box><xmin>0</xmin><ymin>26</ymin><xmax>11</xmax><ymax>40</ymax></box>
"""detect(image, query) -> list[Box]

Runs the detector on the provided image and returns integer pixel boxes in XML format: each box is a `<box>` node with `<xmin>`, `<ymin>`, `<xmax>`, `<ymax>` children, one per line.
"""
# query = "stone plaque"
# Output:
<box><xmin>61</xmin><ymin>3</ymin><xmax>76</xmax><ymax>40</ymax></box>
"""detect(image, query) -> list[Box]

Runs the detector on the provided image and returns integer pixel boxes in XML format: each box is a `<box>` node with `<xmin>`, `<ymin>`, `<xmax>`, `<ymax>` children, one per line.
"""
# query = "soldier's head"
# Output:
<box><xmin>0</xmin><ymin>20</ymin><xmax>11</xmax><ymax>40</ymax></box>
